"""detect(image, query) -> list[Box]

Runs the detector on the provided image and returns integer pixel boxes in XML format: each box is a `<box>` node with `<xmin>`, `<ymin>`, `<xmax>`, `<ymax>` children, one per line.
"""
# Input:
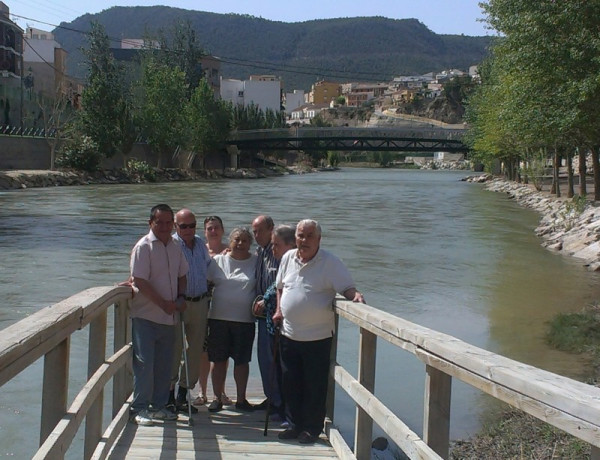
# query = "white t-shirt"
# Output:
<box><xmin>208</xmin><ymin>253</ymin><xmax>257</xmax><ymax>323</ymax></box>
<box><xmin>276</xmin><ymin>248</ymin><xmax>355</xmax><ymax>341</ymax></box>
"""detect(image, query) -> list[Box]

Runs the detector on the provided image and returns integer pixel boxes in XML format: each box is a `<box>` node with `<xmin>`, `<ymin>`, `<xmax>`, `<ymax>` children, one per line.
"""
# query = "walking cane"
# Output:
<box><xmin>180</xmin><ymin>312</ymin><xmax>194</xmax><ymax>426</ymax></box>
<box><xmin>263</xmin><ymin>327</ymin><xmax>281</xmax><ymax>436</ymax></box>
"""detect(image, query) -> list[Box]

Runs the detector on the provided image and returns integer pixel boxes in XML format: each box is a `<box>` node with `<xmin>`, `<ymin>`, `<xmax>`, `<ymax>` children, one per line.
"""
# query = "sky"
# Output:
<box><xmin>8</xmin><ymin>0</ymin><xmax>495</xmax><ymax>37</ymax></box>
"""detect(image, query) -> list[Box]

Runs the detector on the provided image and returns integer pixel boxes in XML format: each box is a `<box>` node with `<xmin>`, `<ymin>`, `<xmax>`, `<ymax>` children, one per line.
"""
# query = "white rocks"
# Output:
<box><xmin>485</xmin><ymin>178</ymin><xmax>600</xmax><ymax>270</ymax></box>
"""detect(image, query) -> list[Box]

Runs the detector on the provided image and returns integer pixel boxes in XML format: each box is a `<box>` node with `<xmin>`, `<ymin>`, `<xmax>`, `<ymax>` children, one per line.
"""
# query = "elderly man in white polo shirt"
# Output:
<box><xmin>273</xmin><ymin>219</ymin><xmax>365</xmax><ymax>444</ymax></box>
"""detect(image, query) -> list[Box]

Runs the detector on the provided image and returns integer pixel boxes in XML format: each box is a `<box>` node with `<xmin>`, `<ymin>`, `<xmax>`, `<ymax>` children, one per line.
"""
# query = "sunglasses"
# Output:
<box><xmin>177</xmin><ymin>222</ymin><xmax>197</xmax><ymax>229</ymax></box>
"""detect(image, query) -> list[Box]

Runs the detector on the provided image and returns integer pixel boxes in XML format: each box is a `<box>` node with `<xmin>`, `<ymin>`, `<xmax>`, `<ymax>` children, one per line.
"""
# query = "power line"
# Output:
<box><xmin>11</xmin><ymin>12</ymin><xmax>399</xmax><ymax>84</ymax></box>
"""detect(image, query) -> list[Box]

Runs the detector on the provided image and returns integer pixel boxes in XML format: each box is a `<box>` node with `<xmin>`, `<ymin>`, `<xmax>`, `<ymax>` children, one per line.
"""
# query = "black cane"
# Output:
<box><xmin>263</xmin><ymin>327</ymin><xmax>281</xmax><ymax>436</ymax></box>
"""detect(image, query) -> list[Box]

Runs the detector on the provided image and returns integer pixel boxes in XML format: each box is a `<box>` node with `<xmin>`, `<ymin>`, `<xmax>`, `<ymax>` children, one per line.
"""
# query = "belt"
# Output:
<box><xmin>184</xmin><ymin>292</ymin><xmax>210</xmax><ymax>302</ymax></box>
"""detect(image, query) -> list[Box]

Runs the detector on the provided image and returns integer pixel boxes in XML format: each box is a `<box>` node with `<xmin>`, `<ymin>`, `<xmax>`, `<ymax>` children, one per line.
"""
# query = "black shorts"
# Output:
<box><xmin>208</xmin><ymin>319</ymin><xmax>255</xmax><ymax>365</ymax></box>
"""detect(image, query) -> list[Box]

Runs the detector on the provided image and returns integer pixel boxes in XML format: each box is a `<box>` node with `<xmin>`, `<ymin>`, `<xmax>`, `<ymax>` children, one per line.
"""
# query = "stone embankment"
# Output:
<box><xmin>0</xmin><ymin>167</ymin><xmax>291</xmax><ymax>190</ymax></box>
<box><xmin>465</xmin><ymin>174</ymin><xmax>600</xmax><ymax>270</ymax></box>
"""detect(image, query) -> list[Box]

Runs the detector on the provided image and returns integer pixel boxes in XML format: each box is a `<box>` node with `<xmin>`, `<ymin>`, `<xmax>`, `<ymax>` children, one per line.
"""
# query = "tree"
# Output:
<box><xmin>38</xmin><ymin>92</ymin><xmax>74</xmax><ymax>170</ymax></box>
<box><xmin>78</xmin><ymin>22</ymin><xmax>129</xmax><ymax>159</ymax></box>
<box><xmin>138</xmin><ymin>57</ymin><xmax>188</xmax><ymax>167</ymax></box>
<box><xmin>476</xmin><ymin>1</ymin><xmax>600</xmax><ymax>199</ymax></box>
<box><xmin>185</xmin><ymin>79</ymin><xmax>232</xmax><ymax>168</ymax></box>
<box><xmin>155</xmin><ymin>20</ymin><xmax>205</xmax><ymax>97</ymax></box>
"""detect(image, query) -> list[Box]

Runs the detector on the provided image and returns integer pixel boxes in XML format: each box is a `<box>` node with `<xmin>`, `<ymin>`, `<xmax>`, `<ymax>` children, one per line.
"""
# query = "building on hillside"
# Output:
<box><xmin>220</xmin><ymin>76</ymin><xmax>281</xmax><ymax>112</ymax></box>
<box><xmin>289</xmin><ymin>103</ymin><xmax>329</xmax><ymax>123</ymax></box>
<box><xmin>435</xmin><ymin>69</ymin><xmax>466</xmax><ymax>82</ymax></box>
<box><xmin>391</xmin><ymin>75</ymin><xmax>431</xmax><ymax>90</ymax></box>
<box><xmin>308</xmin><ymin>80</ymin><xmax>340</xmax><ymax>105</ymax></box>
<box><xmin>0</xmin><ymin>1</ymin><xmax>23</xmax><ymax>125</ymax></box>
<box><xmin>284</xmin><ymin>89</ymin><xmax>305</xmax><ymax>116</ymax></box>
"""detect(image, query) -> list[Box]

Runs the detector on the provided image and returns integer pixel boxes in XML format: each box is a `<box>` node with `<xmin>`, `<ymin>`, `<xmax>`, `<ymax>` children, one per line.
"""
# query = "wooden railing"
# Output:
<box><xmin>3</xmin><ymin>288</ymin><xmax>600</xmax><ymax>459</ymax></box>
<box><xmin>326</xmin><ymin>298</ymin><xmax>600</xmax><ymax>460</ymax></box>
<box><xmin>0</xmin><ymin>286</ymin><xmax>133</xmax><ymax>459</ymax></box>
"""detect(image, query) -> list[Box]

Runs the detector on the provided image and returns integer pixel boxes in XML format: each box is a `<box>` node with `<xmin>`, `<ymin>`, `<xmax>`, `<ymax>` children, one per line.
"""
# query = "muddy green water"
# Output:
<box><xmin>0</xmin><ymin>168</ymin><xmax>597</xmax><ymax>457</ymax></box>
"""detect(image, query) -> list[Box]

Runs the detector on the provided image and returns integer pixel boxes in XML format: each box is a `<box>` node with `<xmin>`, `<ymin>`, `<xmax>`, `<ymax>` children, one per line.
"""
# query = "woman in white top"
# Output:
<box><xmin>206</xmin><ymin>227</ymin><xmax>257</xmax><ymax>412</ymax></box>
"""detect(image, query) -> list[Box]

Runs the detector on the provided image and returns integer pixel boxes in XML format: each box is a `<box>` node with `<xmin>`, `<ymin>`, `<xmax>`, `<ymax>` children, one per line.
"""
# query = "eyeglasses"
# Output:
<box><xmin>177</xmin><ymin>222</ymin><xmax>197</xmax><ymax>229</ymax></box>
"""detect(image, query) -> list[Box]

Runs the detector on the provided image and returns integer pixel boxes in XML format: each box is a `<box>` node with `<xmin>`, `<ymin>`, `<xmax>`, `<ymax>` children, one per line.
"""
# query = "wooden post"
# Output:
<box><xmin>355</xmin><ymin>327</ymin><xmax>376</xmax><ymax>460</ymax></box>
<box><xmin>40</xmin><ymin>338</ymin><xmax>70</xmax><ymax>447</ymax></box>
<box><xmin>112</xmin><ymin>300</ymin><xmax>130</xmax><ymax>416</ymax></box>
<box><xmin>84</xmin><ymin>310</ymin><xmax>107</xmax><ymax>460</ymax></box>
<box><xmin>326</xmin><ymin>312</ymin><xmax>339</xmax><ymax>424</ymax></box>
<box><xmin>423</xmin><ymin>364</ymin><xmax>451</xmax><ymax>459</ymax></box>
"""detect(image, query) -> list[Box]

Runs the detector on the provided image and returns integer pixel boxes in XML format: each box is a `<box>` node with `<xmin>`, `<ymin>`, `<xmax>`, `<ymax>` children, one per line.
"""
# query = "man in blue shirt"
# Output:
<box><xmin>168</xmin><ymin>208</ymin><xmax>212</xmax><ymax>414</ymax></box>
<box><xmin>251</xmin><ymin>215</ymin><xmax>282</xmax><ymax>414</ymax></box>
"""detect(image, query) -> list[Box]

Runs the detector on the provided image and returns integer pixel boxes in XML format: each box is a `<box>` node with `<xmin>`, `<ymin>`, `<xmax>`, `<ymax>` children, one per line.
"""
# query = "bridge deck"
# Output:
<box><xmin>107</xmin><ymin>381</ymin><xmax>338</xmax><ymax>459</ymax></box>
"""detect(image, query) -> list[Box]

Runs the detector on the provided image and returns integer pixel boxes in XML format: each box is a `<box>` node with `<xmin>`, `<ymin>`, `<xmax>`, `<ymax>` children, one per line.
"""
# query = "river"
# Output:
<box><xmin>0</xmin><ymin>168</ymin><xmax>598</xmax><ymax>457</ymax></box>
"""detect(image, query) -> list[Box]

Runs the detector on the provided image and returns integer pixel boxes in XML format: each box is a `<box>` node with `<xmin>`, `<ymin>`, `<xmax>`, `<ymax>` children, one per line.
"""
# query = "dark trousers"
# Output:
<box><xmin>279</xmin><ymin>335</ymin><xmax>332</xmax><ymax>436</ymax></box>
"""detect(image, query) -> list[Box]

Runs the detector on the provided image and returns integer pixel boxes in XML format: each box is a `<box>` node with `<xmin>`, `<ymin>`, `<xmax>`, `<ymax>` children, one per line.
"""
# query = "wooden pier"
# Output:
<box><xmin>2</xmin><ymin>285</ymin><xmax>600</xmax><ymax>459</ymax></box>
<box><xmin>108</xmin><ymin>392</ymin><xmax>337</xmax><ymax>459</ymax></box>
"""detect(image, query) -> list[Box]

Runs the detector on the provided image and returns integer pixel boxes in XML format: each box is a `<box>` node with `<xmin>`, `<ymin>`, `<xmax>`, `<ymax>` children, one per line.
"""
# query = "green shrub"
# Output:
<box><xmin>55</xmin><ymin>136</ymin><xmax>102</xmax><ymax>172</ymax></box>
<box><xmin>126</xmin><ymin>158</ymin><xmax>157</xmax><ymax>182</ymax></box>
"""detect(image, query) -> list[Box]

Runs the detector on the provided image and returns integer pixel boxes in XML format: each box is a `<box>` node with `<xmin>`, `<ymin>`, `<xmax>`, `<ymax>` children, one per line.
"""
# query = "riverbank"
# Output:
<box><xmin>466</xmin><ymin>174</ymin><xmax>600</xmax><ymax>270</ymax></box>
<box><xmin>452</xmin><ymin>174</ymin><xmax>600</xmax><ymax>459</ymax></box>
<box><xmin>0</xmin><ymin>165</ymin><xmax>310</xmax><ymax>190</ymax></box>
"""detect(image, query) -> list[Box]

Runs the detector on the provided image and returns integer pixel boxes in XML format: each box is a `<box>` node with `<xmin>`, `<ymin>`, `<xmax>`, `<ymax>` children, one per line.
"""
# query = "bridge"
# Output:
<box><xmin>2</xmin><ymin>286</ymin><xmax>600</xmax><ymax>459</ymax></box>
<box><xmin>226</xmin><ymin>127</ymin><xmax>468</xmax><ymax>154</ymax></box>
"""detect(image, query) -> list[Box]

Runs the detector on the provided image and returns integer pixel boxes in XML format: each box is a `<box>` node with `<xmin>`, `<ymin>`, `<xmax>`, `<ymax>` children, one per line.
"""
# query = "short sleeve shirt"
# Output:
<box><xmin>130</xmin><ymin>230</ymin><xmax>189</xmax><ymax>325</ymax></box>
<box><xmin>276</xmin><ymin>248</ymin><xmax>355</xmax><ymax>341</ymax></box>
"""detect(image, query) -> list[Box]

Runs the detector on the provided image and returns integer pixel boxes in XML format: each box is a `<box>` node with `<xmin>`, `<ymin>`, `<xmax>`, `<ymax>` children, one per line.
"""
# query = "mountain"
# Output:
<box><xmin>53</xmin><ymin>6</ymin><xmax>493</xmax><ymax>91</ymax></box>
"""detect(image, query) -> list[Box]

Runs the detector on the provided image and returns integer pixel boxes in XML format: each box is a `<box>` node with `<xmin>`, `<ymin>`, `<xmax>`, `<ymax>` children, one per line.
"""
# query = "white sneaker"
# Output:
<box><xmin>134</xmin><ymin>409</ymin><xmax>154</xmax><ymax>426</ymax></box>
<box><xmin>151</xmin><ymin>408</ymin><xmax>178</xmax><ymax>421</ymax></box>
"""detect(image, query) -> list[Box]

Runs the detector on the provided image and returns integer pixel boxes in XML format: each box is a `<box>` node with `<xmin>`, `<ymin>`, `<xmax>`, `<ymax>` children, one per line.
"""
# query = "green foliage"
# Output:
<box><xmin>126</xmin><ymin>158</ymin><xmax>157</xmax><ymax>182</ymax></box>
<box><xmin>186</xmin><ymin>79</ymin><xmax>232</xmax><ymax>155</ymax></box>
<box><xmin>138</xmin><ymin>57</ymin><xmax>188</xmax><ymax>166</ymax></box>
<box><xmin>327</xmin><ymin>151</ymin><xmax>339</xmax><ymax>167</ymax></box>
<box><xmin>153</xmin><ymin>20</ymin><xmax>206</xmax><ymax>96</ymax></box>
<box><xmin>547</xmin><ymin>308</ymin><xmax>600</xmax><ymax>354</ymax></box>
<box><xmin>55</xmin><ymin>135</ymin><xmax>103</xmax><ymax>172</ymax></box>
<box><xmin>468</xmin><ymin>1</ymin><xmax>600</xmax><ymax>179</ymax></box>
<box><xmin>79</xmin><ymin>22</ymin><xmax>130</xmax><ymax>158</ymax></box>
<box><xmin>231</xmin><ymin>103</ymin><xmax>286</xmax><ymax>130</ymax></box>
<box><xmin>335</xmin><ymin>96</ymin><xmax>346</xmax><ymax>106</ymax></box>
<box><xmin>560</xmin><ymin>195</ymin><xmax>588</xmax><ymax>230</ymax></box>
<box><xmin>309</xmin><ymin>114</ymin><xmax>332</xmax><ymax>127</ymax></box>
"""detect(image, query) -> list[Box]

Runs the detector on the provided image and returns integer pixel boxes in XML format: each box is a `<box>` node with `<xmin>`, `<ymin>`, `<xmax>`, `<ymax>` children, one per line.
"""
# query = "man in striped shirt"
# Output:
<box><xmin>169</xmin><ymin>208</ymin><xmax>213</xmax><ymax>414</ymax></box>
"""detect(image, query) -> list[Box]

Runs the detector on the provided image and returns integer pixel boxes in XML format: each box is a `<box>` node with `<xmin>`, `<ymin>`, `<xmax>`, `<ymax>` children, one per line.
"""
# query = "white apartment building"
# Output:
<box><xmin>284</xmin><ymin>90</ymin><xmax>305</xmax><ymax>115</ymax></box>
<box><xmin>220</xmin><ymin>77</ymin><xmax>281</xmax><ymax>113</ymax></box>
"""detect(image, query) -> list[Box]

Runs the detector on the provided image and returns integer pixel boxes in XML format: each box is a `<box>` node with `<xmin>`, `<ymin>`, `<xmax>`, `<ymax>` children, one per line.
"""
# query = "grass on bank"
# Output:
<box><xmin>449</xmin><ymin>304</ymin><xmax>600</xmax><ymax>459</ymax></box>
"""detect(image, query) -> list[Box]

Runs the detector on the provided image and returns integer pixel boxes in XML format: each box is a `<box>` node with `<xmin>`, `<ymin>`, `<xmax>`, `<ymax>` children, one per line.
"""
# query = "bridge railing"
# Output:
<box><xmin>229</xmin><ymin>127</ymin><xmax>465</xmax><ymax>142</ymax></box>
<box><xmin>327</xmin><ymin>297</ymin><xmax>600</xmax><ymax>460</ymax></box>
<box><xmin>0</xmin><ymin>286</ymin><xmax>132</xmax><ymax>459</ymax></box>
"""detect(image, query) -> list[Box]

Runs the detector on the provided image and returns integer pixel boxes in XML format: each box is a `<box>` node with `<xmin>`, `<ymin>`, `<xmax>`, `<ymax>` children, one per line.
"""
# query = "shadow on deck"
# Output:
<box><xmin>108</xmin><ymin>396</ymin><xmax>337</xmax><ymax>459</ymax></box>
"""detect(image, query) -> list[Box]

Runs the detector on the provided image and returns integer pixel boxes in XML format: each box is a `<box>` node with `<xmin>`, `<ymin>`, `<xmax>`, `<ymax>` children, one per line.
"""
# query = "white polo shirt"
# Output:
<box><xmin>276</xmin><ymin>248</ymin><xmax>355</xmax><ymax>341</ymax></box>
<box><xmin>130</xmin><ymin>230</ymin><xmax>189</xmax><ymax>325</ymax></box>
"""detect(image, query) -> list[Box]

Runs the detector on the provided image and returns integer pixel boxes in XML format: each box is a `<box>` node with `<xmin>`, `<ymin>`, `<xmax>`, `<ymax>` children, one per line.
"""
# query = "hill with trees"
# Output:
<box><xmin>53</xmin><ymin>6</ymin><xmax>493</xmax><ymax>90</ymax></box>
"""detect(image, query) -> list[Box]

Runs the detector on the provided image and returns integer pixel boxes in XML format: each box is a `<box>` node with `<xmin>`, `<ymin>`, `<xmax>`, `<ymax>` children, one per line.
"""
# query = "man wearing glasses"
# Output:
<box><xmin>168</xmin><ymin>208</ymin><xmax>213</xmax><ymax>414</ymax></box>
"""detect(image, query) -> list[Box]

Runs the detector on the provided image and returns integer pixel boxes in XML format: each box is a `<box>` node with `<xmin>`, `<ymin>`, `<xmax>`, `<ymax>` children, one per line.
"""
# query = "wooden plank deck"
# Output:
<box><xmin>107</xmin><ymin>380</ymin><xmax>339</xmax><ymax>459</ymax></box>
